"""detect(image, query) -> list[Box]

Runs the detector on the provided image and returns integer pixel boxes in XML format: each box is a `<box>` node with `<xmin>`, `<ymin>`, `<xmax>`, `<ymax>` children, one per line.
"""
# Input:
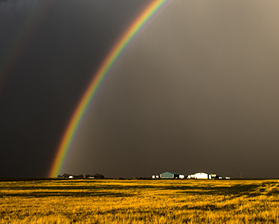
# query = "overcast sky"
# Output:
<box><xmin>1</xmin><ymin>0</ymin><xmax>279</xmax><ymax>178</ymax></box>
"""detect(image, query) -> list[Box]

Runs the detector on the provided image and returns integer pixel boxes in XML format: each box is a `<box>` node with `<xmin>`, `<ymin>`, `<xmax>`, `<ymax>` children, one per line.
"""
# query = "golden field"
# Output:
<box><xmin>0</xmin><ymin>179</ymin><xmax>279</xmax><ymax>223</ymax></box>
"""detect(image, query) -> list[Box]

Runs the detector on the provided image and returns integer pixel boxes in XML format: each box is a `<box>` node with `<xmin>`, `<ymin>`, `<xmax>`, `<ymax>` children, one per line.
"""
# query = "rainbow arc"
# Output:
<box><xmin>49</xmin><ymin>0</ymin><xmax>168</xmax><ymax>177</ymax></box>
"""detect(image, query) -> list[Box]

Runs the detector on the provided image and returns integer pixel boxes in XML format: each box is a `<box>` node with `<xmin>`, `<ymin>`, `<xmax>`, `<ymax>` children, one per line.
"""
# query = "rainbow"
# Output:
<box><xmin>49</xmin><ymin>0</ymin><xmax>168</xmax><ymax>177</ymax></box>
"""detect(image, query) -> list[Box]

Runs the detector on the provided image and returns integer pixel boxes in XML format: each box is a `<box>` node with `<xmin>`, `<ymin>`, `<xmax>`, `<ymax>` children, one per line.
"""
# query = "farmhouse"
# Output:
<box><xmin>160</xmin><ymin>172</ymin><xmax>179</xmax><ymax>179</ymax></box>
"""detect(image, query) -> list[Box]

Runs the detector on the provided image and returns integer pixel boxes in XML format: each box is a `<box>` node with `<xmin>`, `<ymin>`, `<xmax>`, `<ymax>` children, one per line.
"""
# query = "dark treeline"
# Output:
<box><xmin>58</xmin><ymin>173</ymin><xmax>104</xmax><ymax>179</ymax></box>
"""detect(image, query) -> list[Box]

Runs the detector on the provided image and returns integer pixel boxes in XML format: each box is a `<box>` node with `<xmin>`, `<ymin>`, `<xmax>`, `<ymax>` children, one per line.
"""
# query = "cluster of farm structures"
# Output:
<box><xmin>153</xmin><ymin>171</ymin><xmax>230</xmax><ymax>179</ymax></box>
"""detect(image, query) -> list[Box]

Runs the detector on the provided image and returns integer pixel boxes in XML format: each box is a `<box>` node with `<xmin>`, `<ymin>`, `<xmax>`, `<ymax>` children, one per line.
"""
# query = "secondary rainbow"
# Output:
<box><xmin>0</xmin><ymin>0</ymin><xmax>55</xmax><ymax>91</ymax></box>
<box><xmin>49</xmin><ymin>0</ymin><xmax>168</xmax><ymax>177</ymax></box>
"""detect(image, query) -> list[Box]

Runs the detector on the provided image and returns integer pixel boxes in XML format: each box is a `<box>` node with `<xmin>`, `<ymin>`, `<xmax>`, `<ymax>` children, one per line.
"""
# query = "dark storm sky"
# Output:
<box><xmin>0</xmin><ymin>0</ymin><xmax>150</xmax><ymax>177</ymax></box>
<box><xmin>1</xmin><ymin>0</ymin><xmax>279</xmax><ymax>178</ymax></box>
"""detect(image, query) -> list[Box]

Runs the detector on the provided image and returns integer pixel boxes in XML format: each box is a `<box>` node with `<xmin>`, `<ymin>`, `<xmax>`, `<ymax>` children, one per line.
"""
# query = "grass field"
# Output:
<box><xmin>1</xmin><ymin>179</ymin><xmax>279</xmax><ymax>223</ymax></box>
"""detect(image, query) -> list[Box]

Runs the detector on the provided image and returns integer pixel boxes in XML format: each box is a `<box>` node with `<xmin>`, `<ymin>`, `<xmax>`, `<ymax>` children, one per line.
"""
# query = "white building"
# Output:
<box><xmin>187</xmin><ymin>172</ymin><xmax>208</xmax><ymax>179</ymax></box>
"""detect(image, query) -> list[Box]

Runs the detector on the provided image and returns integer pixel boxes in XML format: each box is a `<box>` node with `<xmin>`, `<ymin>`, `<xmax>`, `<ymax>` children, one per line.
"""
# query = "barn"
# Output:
<box><xmin>160</xmin><ymin>172</ymin><xmax>179</xmax><ymax>179</ymax></box>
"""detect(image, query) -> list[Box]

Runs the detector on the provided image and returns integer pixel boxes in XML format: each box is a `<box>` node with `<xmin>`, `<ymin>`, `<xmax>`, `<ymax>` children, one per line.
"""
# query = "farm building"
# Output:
<box><xmin>179</xmin><ymin>175</ymin><xmax>185</xmax><ymax>179</ymax></box>
<box><xmin>209</xmin><ymin>174</ymin><xmax>218</xmax><ymax>179</ymax></box>
<box><xmin>160</xmin><ymin>172</ymin><xmax>179</xmax><ymax>179</ymax></box>
<box><xmin>188</xmin><ymin>172</ymin><xmax>208</xmax><ymax>179</ymax></box>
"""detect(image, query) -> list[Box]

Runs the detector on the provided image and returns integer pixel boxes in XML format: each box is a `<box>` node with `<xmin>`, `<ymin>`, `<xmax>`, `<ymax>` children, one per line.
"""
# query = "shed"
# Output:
<box><xmin>209</xmin><ymin>174</ymin><xmax>218</xmax><ymax>179</ymax></box>
<box><xmin>160</xmin><ymin>172</ymin><xmax>179</xmax><ymax>179</ymax></box>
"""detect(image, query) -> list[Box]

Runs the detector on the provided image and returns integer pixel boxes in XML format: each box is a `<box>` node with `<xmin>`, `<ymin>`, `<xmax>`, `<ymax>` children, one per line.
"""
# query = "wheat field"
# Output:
<box><xmin>0</xmin><ymin>179</ymin><xmax>279</xmax><ymax>223</ymax></box>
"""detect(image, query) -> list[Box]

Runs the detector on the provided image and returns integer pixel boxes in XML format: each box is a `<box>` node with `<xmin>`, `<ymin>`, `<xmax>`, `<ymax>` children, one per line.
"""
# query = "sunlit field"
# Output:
<box><xmin>1</xmin><ymin>179</ymin><xmax>279</xmax><ymax>223</ymax></box>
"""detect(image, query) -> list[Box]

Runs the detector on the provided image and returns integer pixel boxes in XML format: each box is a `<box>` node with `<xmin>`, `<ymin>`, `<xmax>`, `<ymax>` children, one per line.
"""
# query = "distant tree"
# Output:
<box><xmin>61</xmin><ymin>173</ymin><xmax>71</xmax><ymax>178</ymax></box>
<box><xmin>74</xmin><ymin>175</ymin><xmax>84</xmax><ymax>179</ymax></box>
<box><xmin>93</xmin><ymin>173</ymin><xmax>104</xmax><ymax>179</ymax></box>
